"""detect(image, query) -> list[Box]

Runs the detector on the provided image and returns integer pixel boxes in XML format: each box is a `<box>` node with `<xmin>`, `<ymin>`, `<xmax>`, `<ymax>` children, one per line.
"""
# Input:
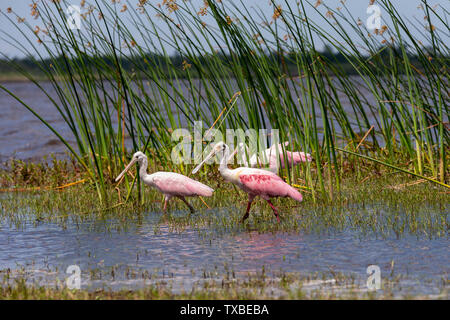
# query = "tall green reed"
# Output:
<box><xmin>0</xmin><ymin>0</ymin><xmax>448</xmax><ymax>203</ymax></box>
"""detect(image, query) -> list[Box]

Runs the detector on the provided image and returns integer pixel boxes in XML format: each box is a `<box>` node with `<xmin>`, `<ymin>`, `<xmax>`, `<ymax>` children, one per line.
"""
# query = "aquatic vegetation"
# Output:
<box><xmin>0</xmin><ymin>158</ymin><xmax>447</xmax><ymax>300</ymax></box>
<box><xmin>1</xmin><ymin>159</ymin><xmax>447</xmax><ymax>238</ymax></box>
<box><xmin>0</xmin><ymin>264</ymin><xmax>447</xmax><ymax>300</ymax></box>
<box><xmin>0</xmin><ymin>0</ymin><xmax>447</xmax><ymax>202</ymax></box>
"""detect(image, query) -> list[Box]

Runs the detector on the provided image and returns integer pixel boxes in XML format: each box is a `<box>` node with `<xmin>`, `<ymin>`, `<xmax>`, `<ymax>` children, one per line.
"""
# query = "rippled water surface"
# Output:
<box><xmin>0</xmin><ymin>211</ymin><xmax>448</xmax><ymax>295</ymax></box>
<box><xmin>1</xmin><ymin>81</ymin><xmax>102</xmax><ymax>162</ymax></box>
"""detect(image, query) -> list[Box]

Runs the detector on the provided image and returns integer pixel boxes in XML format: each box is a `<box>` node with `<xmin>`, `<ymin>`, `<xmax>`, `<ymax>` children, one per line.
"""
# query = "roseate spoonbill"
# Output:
<box><xmin>116</xmin><ymin>151</ymin><xmax>214</xmax><ymax>213</ymax></box>
<box><xmin>228</xmin><ymin>141</ymin><xmax>312</xmax><ymax>172</ymax></box>
<box><xmin>192</xmin><ymin>142</ymin><xmax>303</xmax><ymax>223</ymax></box>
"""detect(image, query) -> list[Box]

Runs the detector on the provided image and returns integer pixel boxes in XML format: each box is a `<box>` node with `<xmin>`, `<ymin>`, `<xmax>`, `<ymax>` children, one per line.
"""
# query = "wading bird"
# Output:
<box><xmin>192</xmin><ymin>142</ymin><xmax>303</xmax><ymax>223</ymax></box>
<box><xmin>228</xmin><ymin>141</ymin><xmax>312</xmax><ymax>173</ymax></box>
<box><xmin>116</xmin><ymin>151</ymin><xmax>214</xmax><ymax>213</ymax></box>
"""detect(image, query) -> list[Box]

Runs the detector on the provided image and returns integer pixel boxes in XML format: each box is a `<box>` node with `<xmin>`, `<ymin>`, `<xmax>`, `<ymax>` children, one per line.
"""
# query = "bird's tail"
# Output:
<box><xmin>287</xmin><ymin>186</ymin><xmax>303</xmax><ymax>202</ymax></box>
<box><xmin>195</xmin><ymin>182</ymin><xmax>214</xmax><ymax>197</ymax></box>
<box><xmin>290</xmin><ymin>151</ymin><xmax>312</xmax><ymax>164</ymax></box>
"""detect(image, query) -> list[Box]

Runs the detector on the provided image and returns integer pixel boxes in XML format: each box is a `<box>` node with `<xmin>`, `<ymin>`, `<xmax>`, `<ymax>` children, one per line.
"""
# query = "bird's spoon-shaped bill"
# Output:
<box><xmin>192</xmin><ymin>148</ymin><xmax>217</xmax><ymax>174</ymax></box>
<box><xmin>115</xmin><ymin>158</ymin><xmax>138</xmax><ymax>182</ymax></box>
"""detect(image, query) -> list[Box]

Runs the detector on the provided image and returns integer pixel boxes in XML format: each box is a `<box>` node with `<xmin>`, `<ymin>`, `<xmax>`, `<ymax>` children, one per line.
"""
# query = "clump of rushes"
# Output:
<box><xmin>0</xmin><ymin>267</ymin><xmax>447</xmax><ymax>299</ymax></box>
<box><xmin>0</xmin><ymin>0</ymin><xmax>448</xmax><ymax>203</ymax></box>
<box><xmin>0</xmin><ymin>158</ymin><xmax>448</xmax><ymax>238</ymax></box>
<box><xmin>0</xmin><ymin>155</ymin><xmax>85</xmax><ymax>189</ymax></box>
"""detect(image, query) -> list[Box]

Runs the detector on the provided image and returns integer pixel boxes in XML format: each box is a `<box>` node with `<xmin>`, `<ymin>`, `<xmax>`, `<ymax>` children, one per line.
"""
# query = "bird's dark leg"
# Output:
<box><xmin>266</xmin><ymin>199</ymin><xmax>280</xmax><ymax>223</ymax></box>
<box><xmin>178</xmin><ymin>196</ymin><xmax>195</xmax><ymax>213</ymax></box>
<box><xmin>241</xmin><ymin>195</ymin><xmax>254</xmax><ymax>223</ymax></box>
<box><xmin>162</xmin><ymin>196</ymin><xmax>170</xmax><ymax>213</ymax></box>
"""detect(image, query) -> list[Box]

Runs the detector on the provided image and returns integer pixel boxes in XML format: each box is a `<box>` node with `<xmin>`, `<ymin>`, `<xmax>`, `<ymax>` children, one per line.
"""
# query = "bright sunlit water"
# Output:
<box><xmin>0</xmin><ymin>208</ymin><xmax>448</xmax><ymax>296</ymax></box>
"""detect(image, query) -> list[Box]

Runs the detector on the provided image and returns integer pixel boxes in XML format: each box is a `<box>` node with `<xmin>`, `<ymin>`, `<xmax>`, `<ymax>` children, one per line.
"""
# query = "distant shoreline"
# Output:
<box><xmin>0</xmin><ymin>74</ymin><xmax>40</xmax><ymax>83</ymax></box>
<box><xmin>0</xmin><ymin>71</ymin><xmax>427</xmax><ymax>83</ymax></box>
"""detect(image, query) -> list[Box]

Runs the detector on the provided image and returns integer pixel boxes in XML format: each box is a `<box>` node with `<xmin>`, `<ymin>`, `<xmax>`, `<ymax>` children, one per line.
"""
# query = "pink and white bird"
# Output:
<box><xmin>116</xmin><ymin>151</ymin><xmax>214</xmax><ymax>213</ymax></box>
<box><xmin>192</xmin><ymin>142</ymin><xmax>303</xmax><ymax>223</ymax></box>
<box><xmin>228</xmin><ymin>141</ymin><xmax>312</xmax><ymax>173</ymax></box>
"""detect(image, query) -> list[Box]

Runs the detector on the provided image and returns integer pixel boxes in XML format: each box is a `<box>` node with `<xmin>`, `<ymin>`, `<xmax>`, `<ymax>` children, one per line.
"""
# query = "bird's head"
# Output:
<box><xmin>192</xmin><ymin>141</ymin><xmax>228</xmax><ymax>174</ymax></box>
<box><xmin>115</xmin><ymin>151</ymin><xmax>147</xmax><ymax>182</ymax></box>
<box><xmin>213</xmin><ymin>141</ymin><xmax>227</xmax><ymax>155</ymax></box>
<box><xmin>131</xmin><ymin>151</ymin><xmax>146</xmax><ymax>164</ymax></box>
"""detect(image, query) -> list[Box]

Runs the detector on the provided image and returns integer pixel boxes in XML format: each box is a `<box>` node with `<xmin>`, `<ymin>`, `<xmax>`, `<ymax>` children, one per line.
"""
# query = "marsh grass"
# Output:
<box><xmin>0</xmin><ymin>0</ymin><xmax>448</xmax><ymax>202</ymax></box>
<box><xmin>0</xmin><ymin>156</ymin><xmax>85</xmax><ymax>189</ymax></box>
<box><xmin>0</xmin><ymin>265</ymin><xmax>447</xmax><ymax>300</ymax></box>
<box><xmin>1</xmin><ymin>157</ymin><xmax>447</xmax><ymax>238</ymax></box>
<box><xmin>0</xmin><ymin>159</ymin><xmax>448</xmax><ymax>300</ymax></box>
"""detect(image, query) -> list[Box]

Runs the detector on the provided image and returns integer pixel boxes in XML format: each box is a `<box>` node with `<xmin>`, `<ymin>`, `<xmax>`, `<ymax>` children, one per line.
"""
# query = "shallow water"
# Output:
<box><xmin>0</xmin><ymin>209</ymin><xmax>448</xmax><ymax>296</ymax></box>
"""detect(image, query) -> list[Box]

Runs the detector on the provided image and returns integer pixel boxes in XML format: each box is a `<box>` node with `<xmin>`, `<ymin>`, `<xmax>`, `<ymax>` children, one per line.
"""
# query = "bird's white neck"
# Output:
<box><xmin>219</xmin><ymin>146</ymin><xmax>235</xmax><ymax>182</ymax></box>
<box><xmin>138</xmin><ymin>157</ymin><xmax>150</xmax><ymax>181</ymax></box>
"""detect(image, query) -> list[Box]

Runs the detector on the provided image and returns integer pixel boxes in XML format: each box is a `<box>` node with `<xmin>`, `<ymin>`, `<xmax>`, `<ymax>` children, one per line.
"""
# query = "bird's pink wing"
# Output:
<box><xmin>275</xmin><ymin>144</ymin><xmax>312</xmax><ymax>168</ymax></box>
<box><xmin>153</xmin><ymin>173</ymin><xmax>213</xmax><ymax>197</ymax></box>
<box><xmin>239</xmin><ymin>172</ymin><xmax>302</xmax><ymax>202</ymax></box>
<box><xmin>290</xmin><ymin>152</ymin><xmax>312</xmax><ymax>163</ymax></box>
